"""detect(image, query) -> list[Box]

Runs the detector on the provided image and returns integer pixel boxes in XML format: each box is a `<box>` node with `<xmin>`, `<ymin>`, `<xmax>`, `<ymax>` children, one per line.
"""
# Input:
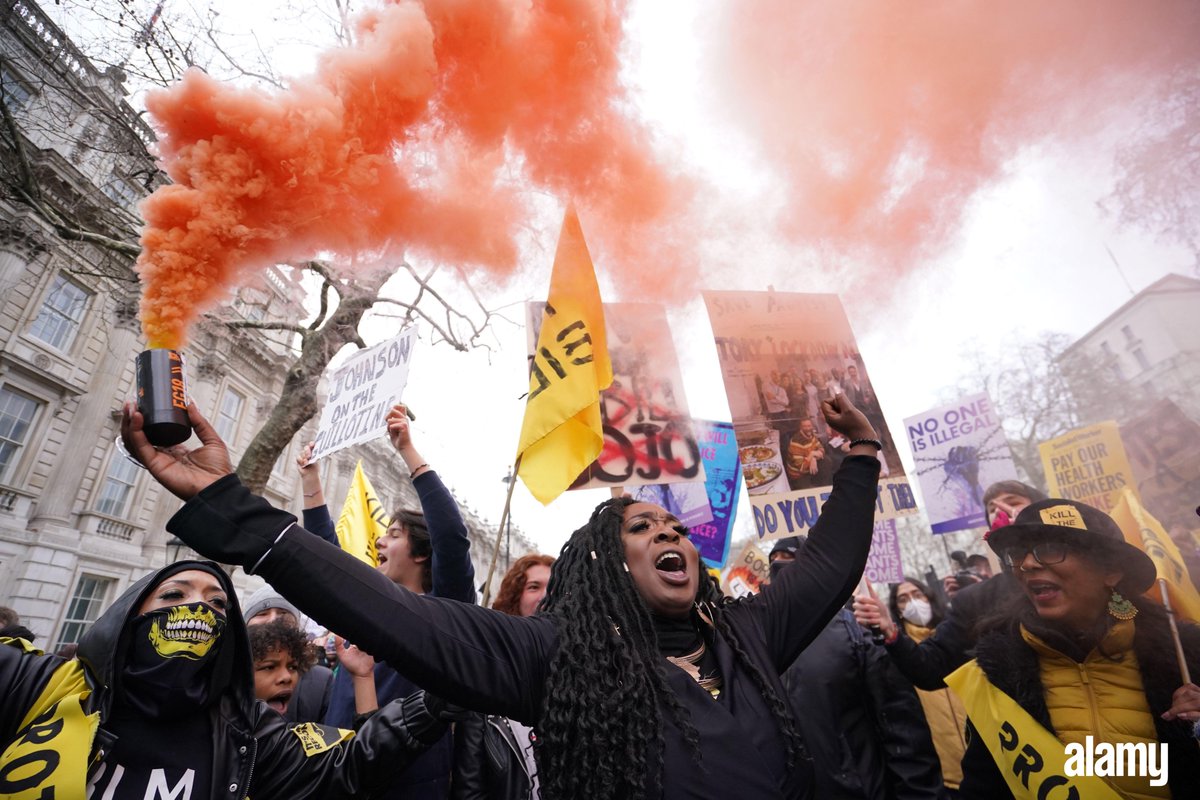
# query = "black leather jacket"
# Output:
<box><xmin>783</xmin><ymin>609</ymin><xmax>946</xmax><ymax>800</ymax></box>
<box><xmin>452</xmin><ymin>713</ymin><xmax>535</xmax><ymax>800</ymax></box>
<box><xmin>0</xmin><ymin>560</ymin><xmax>446</xmax><ymax>799</ymax></box>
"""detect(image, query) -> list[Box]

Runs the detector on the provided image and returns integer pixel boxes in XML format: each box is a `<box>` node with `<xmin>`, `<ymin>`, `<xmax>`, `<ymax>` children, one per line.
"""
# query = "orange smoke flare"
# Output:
<box><xmin>707</xmin><ymin>0</ymin><xmax>1200</xmax><ymax>283</ymax></box>
<box><xmin>137</xmin><ymin>0</ymin><xmax>692</xmax><ymax>348</ymax></box>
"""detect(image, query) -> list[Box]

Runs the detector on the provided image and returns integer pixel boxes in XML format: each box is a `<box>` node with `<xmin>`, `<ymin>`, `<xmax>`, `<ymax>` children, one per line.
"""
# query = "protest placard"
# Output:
<box><xmin>311</xmin><ymin>327</ymin><xmax>418</xmax><ymax>461</ymax></box>
<box><xmin>526</xmin><ymin>301</ymin><xmax>706</xmax><ymax>491</ymax></box>
<box><xmin>1038</xmin><ymin>421</ymin><xmax>1137</xmax><ymax>512</ymax></box>
<box><xmin>703</xmin><ymin>290</ymin><xmax>917</xmax><ymax>541</ymax></box>
<box><xmin>905</xmin><ymin>392</ymin><xmax>1018</xmax><ymax>533</ymax></box>
<box><xmin>863</xmin><ymin>519</ymin><xmax>904</xmax><ymax>584</ymax></box>
<box><xmin>691</xmin><ymin>420</ymin><xmax>741</xmax><ymax>568</ymax></box>
<box><xmin>722</xmin><ymin>541</ymin><xmax>771</xmax><ymax>598</ymax></box>
<box><xmin>634</xmin><ymin>420</ymin><xmax>741</xmax><ymax>569</ymax></box>
<box><xmin>631</xmin><ymin>481</ymin><xmax>713</xmax><ymax>529</ymax></box>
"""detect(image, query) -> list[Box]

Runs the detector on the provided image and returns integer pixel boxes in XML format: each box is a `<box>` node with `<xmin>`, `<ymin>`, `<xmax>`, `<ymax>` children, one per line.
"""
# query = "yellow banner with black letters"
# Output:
<box><xmin>945</xmin><ymin>660</ymin><xmax>1125</xmax><ymax>800</ymax></box>
<box><xmin>0</xmin><ymin>638</ymin><xmax>98</xmax><ymax>800</ymax></box>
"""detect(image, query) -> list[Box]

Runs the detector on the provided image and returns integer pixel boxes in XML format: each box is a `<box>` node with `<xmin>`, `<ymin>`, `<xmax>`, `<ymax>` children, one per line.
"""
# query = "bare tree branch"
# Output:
<box><xmin>222</xmin><ymin>319</ymin><xmax>311</xmax><ymax>337</ymax></box>
<box><xmin>205</xmin><ymin>28</ymin><xmax>285</xmax><ymax>89</ymax></box>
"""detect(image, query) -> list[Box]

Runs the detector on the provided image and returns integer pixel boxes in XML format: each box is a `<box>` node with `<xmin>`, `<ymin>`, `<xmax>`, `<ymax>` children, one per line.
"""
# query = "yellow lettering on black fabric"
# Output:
<box><xmin>289</xmin><ymin>723</ymin><xmax>353</xmax><ymax>757</ymax></box>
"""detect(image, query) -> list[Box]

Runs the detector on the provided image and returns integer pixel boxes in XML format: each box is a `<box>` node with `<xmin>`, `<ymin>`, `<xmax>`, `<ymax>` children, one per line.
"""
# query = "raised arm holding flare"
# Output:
<box><xmin>121</xmin><ymin>396</ymin><xmax>882</xmax><ymax>800</ymax></box>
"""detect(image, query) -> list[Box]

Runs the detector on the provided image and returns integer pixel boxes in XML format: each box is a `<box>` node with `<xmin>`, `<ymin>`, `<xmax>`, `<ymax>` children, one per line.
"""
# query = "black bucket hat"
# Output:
<box><xmin>987</xmin><ymin>498</ymin><xmax>1157</xmax><ymax>594</ymax></box>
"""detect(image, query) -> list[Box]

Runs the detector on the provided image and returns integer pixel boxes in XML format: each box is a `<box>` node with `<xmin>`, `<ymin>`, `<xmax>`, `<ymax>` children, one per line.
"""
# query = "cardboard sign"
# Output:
<box><xmin>311</xmin><ymin>328</ymin><xmax>418</xmax><ymax>461</ymax></box>
<box><xmin>722</xmin><ymin>541</ymin><xmax>771</xmax><ymax>598</ymax></box>
<box><xmin>863</xmin><ymin>519</ymin><xmax>904</xmax><ymax>584</ymax></box>
<box><xmin>703</xmin><ymin>290</ymin><xmax>916</xmax><ymax>542</ymax></box>
<box><xmin>1038</xmin><ymin>421</ymin><xmax>1137</xmax><ymax>513</ymax></box>
<box><xmin>526</xmin><ymin>302</ymin><xmax>706</xmax><ymax>491</ymax></box>
<box><xmin>633</xmin><ymin>420</ymin><xmax>742</xmax><ymax>569</ymax></box>
<box><xmin>905</xmin><ymin>392</ymin><xmax>1018</xmax><ymax>533</ymax></box>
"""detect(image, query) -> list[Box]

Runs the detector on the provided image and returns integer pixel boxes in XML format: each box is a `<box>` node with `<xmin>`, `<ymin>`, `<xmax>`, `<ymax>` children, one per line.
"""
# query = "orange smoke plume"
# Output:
<box><xmin>137</xmin><ymin>0</ymin><xmax>689</xmax><ymax>348</ymax></box>
<box><xmin>707</xmin><ymin>1</ymin><xmax>1200</xmax><ymax>278</ymax></box>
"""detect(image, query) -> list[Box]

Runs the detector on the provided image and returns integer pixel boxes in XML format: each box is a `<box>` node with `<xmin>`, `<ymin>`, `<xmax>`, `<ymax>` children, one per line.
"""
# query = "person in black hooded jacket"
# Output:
<box><xmin>0</xmin><ymin>559</ymin><xmax>452</xmax><ymax>800</ymax></box>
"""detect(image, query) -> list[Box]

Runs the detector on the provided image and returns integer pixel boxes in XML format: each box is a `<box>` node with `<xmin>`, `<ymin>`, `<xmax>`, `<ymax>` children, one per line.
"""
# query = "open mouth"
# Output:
<box><xmin>267</xmin><ymin>690</ymin><xmax>292</xmax><ymax>715</ymax></box>
<box><xmin>1025</xmin><ymin>580</ymin><xmax>1061</xmax><ymax>604</ymax></box>
<box><xmin>654</xmin><ymin>551</ymin><xmax>689</xmax><ymax>586</ymax></box>
<box><xmin>376</xmin><ymin>554</ymin><xmax>389</xmax><ymax>569</ymax></box>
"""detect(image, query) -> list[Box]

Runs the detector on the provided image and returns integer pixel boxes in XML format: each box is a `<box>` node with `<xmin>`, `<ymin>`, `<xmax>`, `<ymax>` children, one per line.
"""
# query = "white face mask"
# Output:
<box><xmin>901</xmin><ymin>598</ymin><xmax>932</xmax><ymax>627</ymax></box>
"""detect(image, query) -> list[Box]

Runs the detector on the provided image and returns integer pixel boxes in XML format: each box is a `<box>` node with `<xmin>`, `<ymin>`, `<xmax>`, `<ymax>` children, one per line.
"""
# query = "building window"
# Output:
<box><xmin>54</xmin><ymin>575</ymin><xmax>114</xmax><ymax>651</ymax></box>
<box><xmin>28</xmin><ymin>274</ymin><xmax>91</xmax><ymax>351</ymax></box>
<box><xmin>0</xmin><ymin>65</ymin><xmax>33</xmax><ymax>110</ymax></box>
<box><xmin>95</xmin><ymin>449</ymin><xmax>140</xmax><ymax>517</ymax></box>
<box><xmin>1121</xmin><ymin>324</ymin><xmax>1135</xmax><ymax>343</ymax></box>
<box><xmin>235</xmin><ymin>298</ymin><xmax>267</xmax><ymax>322</ymax></box>
<box><xmin>271</xmin><ymin>441</ymin><xmax>291</xmax><ymax>481</ymax></box>
<box><xmin>1132</xmin><ymin>347</ymin><xmax>1151</xmax><ymax>372</ymax></box>
<box><xmin>215</xmin><ymin>387</ymin><xmax>245</xmax><ymax>442</ymax></box>
<box><xmin>0</xmin><ymin>387</ymin><xmax>41</xmax><ymax>484</ymax></box>
<box><xmin>101</xmin><ymin>175</ymin><xmax>142</xmax><ymax>208</ymax></box>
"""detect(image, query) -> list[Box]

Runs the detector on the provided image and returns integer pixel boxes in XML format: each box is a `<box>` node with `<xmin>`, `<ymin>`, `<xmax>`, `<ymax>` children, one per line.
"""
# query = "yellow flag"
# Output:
<box><xmin>1110</xmin><ymin>487</ymin><xmax>1200</xmax><ymax>623</ymax></box>
<box><xmin>335</xmin><ymin>461</ymin><xmax>389</xmax><ymax>566</ymax></box>
<box><xmin>516</xmin><ymin>204</ymin><xmax>613</xmax><ymax>505</ymax></box>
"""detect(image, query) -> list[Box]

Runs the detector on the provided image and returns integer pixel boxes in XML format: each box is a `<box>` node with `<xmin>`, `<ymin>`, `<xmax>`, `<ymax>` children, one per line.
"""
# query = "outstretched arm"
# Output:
<box><xmin>121</xmin><ymin>403</ymin><xmax>553</xmax><ymax>723</ymax></box>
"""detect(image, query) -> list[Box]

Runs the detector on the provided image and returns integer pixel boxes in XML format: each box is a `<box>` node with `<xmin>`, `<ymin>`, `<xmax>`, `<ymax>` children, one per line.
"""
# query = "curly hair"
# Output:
<box><xmin>536</xmin><ymin>496</ymin><xmax>804</xmax><ymax>800</ymax></box>
<box><xmin>248</xmin><ymin>618</ymin><xmax>316</xmax><ymax>675</ymax></box>
<box><xmin>492</xmin><ymin>554</ymin><xmax>556</xmax><ymax>616</ymax></box>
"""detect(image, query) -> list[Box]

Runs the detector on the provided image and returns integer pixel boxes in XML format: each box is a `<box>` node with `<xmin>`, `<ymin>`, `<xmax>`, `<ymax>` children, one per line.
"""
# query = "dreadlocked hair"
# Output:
<box><xmin>536</xmin><ymin>496</ymin><xmax>701</xmax><ymax>800</ymax></box>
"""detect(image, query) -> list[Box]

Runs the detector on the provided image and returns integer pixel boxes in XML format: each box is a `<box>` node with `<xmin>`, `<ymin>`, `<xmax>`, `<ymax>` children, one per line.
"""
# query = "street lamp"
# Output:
<box><xmin>165</xmin><ymin>535</ymin><xmax>189</xmax><ymax>565</ymax></box>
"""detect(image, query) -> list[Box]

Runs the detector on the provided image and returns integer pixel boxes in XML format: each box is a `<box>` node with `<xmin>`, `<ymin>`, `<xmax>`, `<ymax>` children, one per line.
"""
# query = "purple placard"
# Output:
<box><xmin>863</xmin><ymin>518</ymin><xmax>903</xmax><ymax>584</ymax></box>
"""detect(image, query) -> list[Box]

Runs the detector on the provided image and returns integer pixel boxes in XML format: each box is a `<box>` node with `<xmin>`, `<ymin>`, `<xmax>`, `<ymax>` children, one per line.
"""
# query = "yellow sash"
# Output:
<box><xmin>945</xmin><ymin>660</ymin><xmax>1127</xmax><ymax>800</ymax></box>
<box><xmin>0</xmin><ymin>638</ymin><xmax>99</xmax><ymax>800</ymax></box>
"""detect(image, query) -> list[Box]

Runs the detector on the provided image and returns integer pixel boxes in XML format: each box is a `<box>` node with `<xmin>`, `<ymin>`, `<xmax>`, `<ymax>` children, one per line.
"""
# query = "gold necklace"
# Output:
<box><xmin>666</xmin><ymin>642</ymin><xmax>723</xmax><ymax>699</ymax></box>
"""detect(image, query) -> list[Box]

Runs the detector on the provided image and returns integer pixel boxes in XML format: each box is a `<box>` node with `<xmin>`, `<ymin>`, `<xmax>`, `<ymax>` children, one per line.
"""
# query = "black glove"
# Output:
<box><xmin>422</xmin><ymin>691</ymin><xmax>471</xmax><ymax>723</ymax></box>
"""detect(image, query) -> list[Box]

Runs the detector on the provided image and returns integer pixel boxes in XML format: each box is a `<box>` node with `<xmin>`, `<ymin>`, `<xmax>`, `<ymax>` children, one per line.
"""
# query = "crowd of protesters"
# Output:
<box><xmin>2</xmin><ymin>393</ymin><xmax>1200</xmax><ymax>799</ymax></box>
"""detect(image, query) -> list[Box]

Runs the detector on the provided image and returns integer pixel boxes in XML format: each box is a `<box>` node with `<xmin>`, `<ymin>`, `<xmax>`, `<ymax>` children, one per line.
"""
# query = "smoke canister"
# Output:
<box><xmin>136</xmin><ymin>349</ymin><xmax>192</xmax><ymax>446</ymax></box>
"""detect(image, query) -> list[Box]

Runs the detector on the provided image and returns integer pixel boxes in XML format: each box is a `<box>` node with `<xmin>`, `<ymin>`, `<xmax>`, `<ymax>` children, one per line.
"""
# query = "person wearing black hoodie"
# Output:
<box><xmin>0</xmin><ymin>560</ymin><xmax>452</xmax><ymax>799</ymax></box>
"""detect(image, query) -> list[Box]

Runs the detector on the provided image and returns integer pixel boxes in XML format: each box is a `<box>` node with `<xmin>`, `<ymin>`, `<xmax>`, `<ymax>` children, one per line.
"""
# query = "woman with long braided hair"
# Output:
<box><xmin>122</xmin><ymin>395</ymin><xmax>883</xmax><ymax>799</ymax></box>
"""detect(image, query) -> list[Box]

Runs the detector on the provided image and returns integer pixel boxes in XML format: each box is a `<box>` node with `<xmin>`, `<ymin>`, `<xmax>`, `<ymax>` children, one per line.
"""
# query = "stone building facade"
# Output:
<box><xmin>0</xmin><ymin>0</ymin><xmax>529</xmax><ymax>647</ymax></box>
<box><xmin>1061</xmin><ymin>273</ymin><xmax>1200</xmax><ymax>425</ymax></box>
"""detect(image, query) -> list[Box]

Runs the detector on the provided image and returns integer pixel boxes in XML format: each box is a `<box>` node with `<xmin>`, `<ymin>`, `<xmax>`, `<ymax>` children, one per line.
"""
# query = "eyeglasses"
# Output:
<box><xmin>1000</xmin><ymin>541</ymin><xmax>1070</xmax><ymax>568</ymax></box>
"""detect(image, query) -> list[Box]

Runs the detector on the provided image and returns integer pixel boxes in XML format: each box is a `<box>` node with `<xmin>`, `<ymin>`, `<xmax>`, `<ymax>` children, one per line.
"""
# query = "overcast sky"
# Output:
<box><xmin>48</xmin><ymin>0</ymin><xmax>1196</xmax><ymax>557</ymax></box>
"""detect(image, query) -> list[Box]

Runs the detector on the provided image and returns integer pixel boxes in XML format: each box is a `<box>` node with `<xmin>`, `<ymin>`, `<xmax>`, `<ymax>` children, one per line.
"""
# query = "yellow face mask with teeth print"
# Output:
<box><xmin>145</xmin><ymin>603</ymin><xmax>223</xmax><ymax>659</ymax></box>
